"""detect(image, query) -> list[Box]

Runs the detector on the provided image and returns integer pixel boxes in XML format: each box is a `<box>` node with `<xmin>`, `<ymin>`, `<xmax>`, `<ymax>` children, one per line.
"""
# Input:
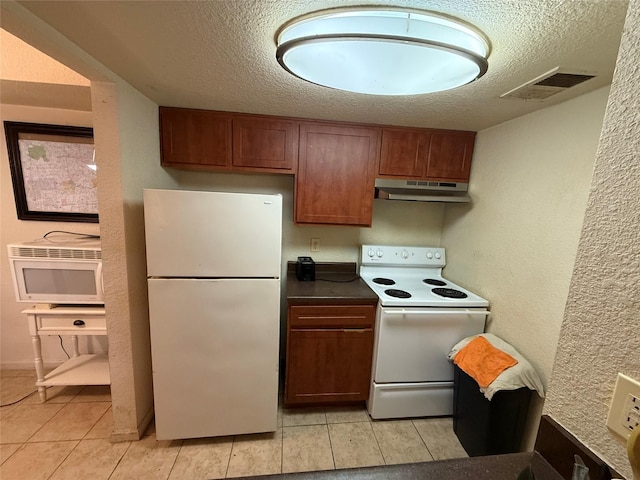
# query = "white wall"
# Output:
<box><xmin>545</xmin><ymin>0</ymin><xmax>640</xmax><ymax>476</ymax></box>
<box><xmin>0</xmin><ymin>104</ymin><xmax>102</xmax><ymax>368</ymax></box>
<box><xmin>440</xmin><ymin>86</ymin><xmax>610</xmax><ymax>448</ymax></box>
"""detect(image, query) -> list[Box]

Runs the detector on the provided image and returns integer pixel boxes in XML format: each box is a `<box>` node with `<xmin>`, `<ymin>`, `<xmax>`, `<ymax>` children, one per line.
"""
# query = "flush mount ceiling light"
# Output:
<box><xmin>275</xmin><ymin>8</ymin><xmax>490</xmax><ymax>96</ymax></box>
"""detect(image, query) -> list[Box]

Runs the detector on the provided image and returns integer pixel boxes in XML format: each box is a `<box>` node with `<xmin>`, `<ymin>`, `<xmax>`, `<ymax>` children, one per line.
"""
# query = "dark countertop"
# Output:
<box><xmin>235</xmin><ymin>452</ymin><xmax>563</xmax><ymax>480</ymax></box>
<box><xmin>286</xmin><ymin>262</ymin><xmax>378</xmax><ymax>306</ymax></box>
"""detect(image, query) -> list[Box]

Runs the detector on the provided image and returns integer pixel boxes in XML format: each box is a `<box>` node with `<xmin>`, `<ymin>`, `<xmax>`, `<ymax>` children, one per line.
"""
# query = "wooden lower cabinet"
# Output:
<box><xmin>285</xmin><ymin>304</ymin><xmax>375</xmax><ymax>406</ymax></box>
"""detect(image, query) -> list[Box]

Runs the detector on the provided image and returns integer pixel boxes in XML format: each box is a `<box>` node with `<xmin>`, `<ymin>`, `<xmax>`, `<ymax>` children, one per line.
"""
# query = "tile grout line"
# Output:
<box><xmin>165</xmin><ymin>437</ymin><xmax>183</xmax><ymax>480</ymax></box>
<box><xmin>107</xmin><ymin>439</ymin><xmax>134</xmax><ymax>480</ymax></box>
<box><xmin>412</xmin><ymin>419</ymin><xmax>435</xmax><ymax>460</ymax></box>
<box><xmin>224</xmin><ymin>434</ymin><xmax>237</xmax><ymax>478</ymax></box>
<box><xmin>280</xmin><ymin>424</ymin><xmax>284</xmax><ymax>474</ymax></box>
<box><xmin>367</xmin><ymin>420</ymin><xmax>388</xmax><ymax>465</ymax></box>
<box><xmin>45</xmin><ymin>439</ymin><xmax>81</xmax><ymax>480</ymax></box>
<box><xmin>325</xmin><ymin>422</ymin><xmax>337</xmax><ymax>471</ymax></box>
<box><xmin>369</xmin><ymin>421</ymin><xmax>387</xmax><ymax>465</ymax></box>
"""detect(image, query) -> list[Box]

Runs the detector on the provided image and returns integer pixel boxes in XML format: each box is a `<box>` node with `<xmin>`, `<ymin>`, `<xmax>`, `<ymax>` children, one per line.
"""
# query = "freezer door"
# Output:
<box><xmin>144</xmin><ymin>189</ymin><xmax>282</xmax><ymax>278</ymax></box>
<box><xmin>148</xmin><ymin>278</ymin><xmax>280</xmax><ymax>440</ymax></box>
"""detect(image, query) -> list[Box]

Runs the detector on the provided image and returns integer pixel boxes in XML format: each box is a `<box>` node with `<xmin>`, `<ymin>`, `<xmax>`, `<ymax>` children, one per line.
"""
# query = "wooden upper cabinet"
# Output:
<box><xmin>159</xmin><ymin>107</ymin><xmax>232</xmax><ymax>169</ymax></box>
<box><xmin>232</xmin><ymin>116</ymin><xmax>298</xmax><ymax>173</ymax></box>
<box><xmin>296</xmin><ymin>123</ymin><xmax>380</xmax><ymax>227</ymax></box>
<box><xmin>427</xmin><ymin>132</ymin><xmax>476</xmax><ymax>182</ymax></box>
<box><xmin>379</xmin><ymin>128</ymin><xmax>430</xmax><ymax>178</ymax></box>
<box><xmin>379</xmin><ymin>128</ymin><xmax>476</xmax><ymax>183</ymax></box>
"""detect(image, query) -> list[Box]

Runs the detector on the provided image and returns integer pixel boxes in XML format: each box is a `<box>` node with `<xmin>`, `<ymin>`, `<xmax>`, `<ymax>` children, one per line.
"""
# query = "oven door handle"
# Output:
<box><xmin>382</xmin><ymin>308</ymin><xmax>488</xmax><ymax>316</ymax></box>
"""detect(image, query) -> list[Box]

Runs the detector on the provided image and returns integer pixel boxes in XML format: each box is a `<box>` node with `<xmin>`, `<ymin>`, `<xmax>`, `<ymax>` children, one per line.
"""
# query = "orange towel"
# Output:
<box><xmin>453</xmin><ymin>336</ymin><xmax>518</xmax><ymax>388</ymax></box>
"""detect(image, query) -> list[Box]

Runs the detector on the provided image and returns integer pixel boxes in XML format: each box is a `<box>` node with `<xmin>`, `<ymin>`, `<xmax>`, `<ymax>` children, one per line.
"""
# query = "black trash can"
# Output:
<box><xmin>453</xmin><ymin>364</ymin><xmax>533</xmax><ymax>456</ymax></box>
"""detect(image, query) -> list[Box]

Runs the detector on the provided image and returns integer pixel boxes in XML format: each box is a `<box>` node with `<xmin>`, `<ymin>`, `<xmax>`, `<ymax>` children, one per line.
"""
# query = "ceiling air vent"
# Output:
<box><xmin>500</xmin><ymin>67</ymin><xmax>595</xmax><ymax>100</ymax></box>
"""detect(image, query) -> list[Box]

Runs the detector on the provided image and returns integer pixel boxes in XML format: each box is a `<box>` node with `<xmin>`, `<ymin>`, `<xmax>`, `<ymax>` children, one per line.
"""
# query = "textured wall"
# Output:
<box><xmin>440</xmin><ymin>86</ymin><xmax>610</xmax><ymax>448</ymax></box>
<box><xmin>544</xmin><ymin>0</ymin><xmax>640</xmax><ymax>477</ymax></box>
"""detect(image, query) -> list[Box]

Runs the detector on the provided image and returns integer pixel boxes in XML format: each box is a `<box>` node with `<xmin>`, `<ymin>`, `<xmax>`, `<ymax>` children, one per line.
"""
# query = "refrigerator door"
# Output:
<box><xmin>144</xmin><ymin>189</ymin><xmax>282</xmax><ymax>278</ymax></box>
<box><xmin>148</xmin><ymin>277</ymin><xmax>280</xmax><ymax>440</ymax></box>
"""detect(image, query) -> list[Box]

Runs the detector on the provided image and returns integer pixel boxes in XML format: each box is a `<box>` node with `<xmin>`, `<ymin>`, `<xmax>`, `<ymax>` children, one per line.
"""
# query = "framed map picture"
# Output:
<box><xmin>4</xmin><ymin>121</ymin><xmax>98</xmax><ymax>223</ymax></box>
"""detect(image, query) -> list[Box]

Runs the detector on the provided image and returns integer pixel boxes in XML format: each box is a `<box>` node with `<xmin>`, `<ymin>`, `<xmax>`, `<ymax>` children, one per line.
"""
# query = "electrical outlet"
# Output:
<box><xmin>607</xmin><ymin>373</ymin><xmax>640</xmax><ymax>439</ymax></box>
<box><xmin>623</xmin><ymin>393</ymin><xmax>640</xmax><ymax>431</ymax></box>
<box><xmin>310</xmin><ymin>238</ymin><xmax>320</xmax><ymax>252</ymax></box>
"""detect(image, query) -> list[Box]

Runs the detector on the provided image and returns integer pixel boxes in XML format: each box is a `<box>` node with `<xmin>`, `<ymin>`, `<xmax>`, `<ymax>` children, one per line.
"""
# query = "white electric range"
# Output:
<box><xmin>359</xmin><ymin>245</ymin><xmax>489</xmax><ymax>419</ymax></box>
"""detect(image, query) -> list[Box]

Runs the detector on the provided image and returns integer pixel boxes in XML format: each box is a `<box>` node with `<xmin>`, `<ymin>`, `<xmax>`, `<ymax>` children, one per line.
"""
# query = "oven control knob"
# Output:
<box><xmin>376</xmin><ymin>249</ymin><xmax>383</xmax><ymax>258</ymax></box>
<box><xmin>427</xmin><ymin>251</ymin><xmax>434</xmax><ymax>259</ymax></box>
<box><xmin>435</xmin><ymin>251</ymin><xmax>442</xmax><ymax>259</ymax></box>
<box><xmin>400</xmin><ymin>249</ymin><xmax>409</xmax><ymax>259</ymax></box>
<box><xmin>368</xmin><ymin>248</ymin><xmax>375</xmax><ymax>257</ymax></box>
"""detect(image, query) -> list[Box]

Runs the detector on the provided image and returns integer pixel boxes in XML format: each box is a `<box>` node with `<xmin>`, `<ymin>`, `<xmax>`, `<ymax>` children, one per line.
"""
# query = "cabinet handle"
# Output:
<box><xmin>73</xmin><ymin>319</ymin><xmax>85</xmax><ymax>326</ymax></box>
<box><xmin>342</xmin><ymin>328</ymin><xmax>367</xmax><ymax>333</ymax></box>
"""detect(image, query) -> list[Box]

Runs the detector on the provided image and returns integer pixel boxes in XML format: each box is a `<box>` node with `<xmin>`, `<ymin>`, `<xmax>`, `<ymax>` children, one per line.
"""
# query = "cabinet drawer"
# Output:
<box><xmin>37</xmin><ymin>315</ymin><xmax>106</xmax><ymax>332</ymax></box>
<box><xmin>289</xmin><ymin>305</ymin><xmax>375</xmax><ymax>329</ymax></box>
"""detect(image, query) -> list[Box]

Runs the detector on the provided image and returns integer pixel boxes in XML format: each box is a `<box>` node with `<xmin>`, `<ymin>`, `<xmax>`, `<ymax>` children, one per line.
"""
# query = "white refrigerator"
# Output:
<box><xmin>143</xmin><ymin>188</ymin><xmax>282</xmax><ymax>440</ymax></box>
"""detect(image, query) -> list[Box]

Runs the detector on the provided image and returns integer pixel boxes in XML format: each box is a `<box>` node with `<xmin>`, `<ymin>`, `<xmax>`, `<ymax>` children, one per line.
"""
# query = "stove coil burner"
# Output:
<box><xmin>385</xmin><ymin>289</ymin><xmax>412</xmax><ymax>299</ymax></box>
<box><xmin>423</xmin><ymin>278</ymin><xmax>447</xmax><ymax>286</ymax></box>
<box><xmin>373</xmin><ymin>277</ymin><xmax>395</xmax><ymax>286</ymax></box>
<box><xmin>432</xmin><ymin>288</ymin><xmax>468</xmax><ymax>299</ymax></box>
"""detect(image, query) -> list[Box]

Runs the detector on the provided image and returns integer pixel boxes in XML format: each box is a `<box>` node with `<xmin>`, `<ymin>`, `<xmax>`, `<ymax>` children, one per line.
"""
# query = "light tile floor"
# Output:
<box><xmin>0</xmin><ymin>369</ymin><xmax>468</xmax><ymax>480</ymax></box>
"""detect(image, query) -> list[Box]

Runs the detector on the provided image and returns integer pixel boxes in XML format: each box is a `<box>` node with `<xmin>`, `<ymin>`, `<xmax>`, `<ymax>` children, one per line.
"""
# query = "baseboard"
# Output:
<box><xmin>110</xmin><ymin>405</ymin><xmax>154</xmax><ymax>443</ymax></box>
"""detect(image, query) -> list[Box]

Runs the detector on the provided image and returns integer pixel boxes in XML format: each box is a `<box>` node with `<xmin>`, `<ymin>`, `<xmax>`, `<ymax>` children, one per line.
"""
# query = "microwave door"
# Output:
<box><xmin>11</xmin><ymin>259</ymin><xmax>104</xmax><ymax>304</ymax></box>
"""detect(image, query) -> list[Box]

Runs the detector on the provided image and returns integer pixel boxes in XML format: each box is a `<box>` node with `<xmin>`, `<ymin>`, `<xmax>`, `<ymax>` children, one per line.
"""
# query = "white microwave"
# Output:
<box><xmin>7</xmin><ymin>238</ymin><xmax>104</xmax><ymax>305</ymax></box>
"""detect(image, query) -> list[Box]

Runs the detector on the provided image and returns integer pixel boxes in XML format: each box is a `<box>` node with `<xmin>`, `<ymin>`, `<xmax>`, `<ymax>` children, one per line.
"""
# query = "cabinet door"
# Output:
<box><xmin>159</xmin><ymin>107</ymin><xmax>232</xmax><ymax>168</ymax></box>
<box><xmin>379</xmin><ymin>129</ymin><xmax>430</xmax><ymax>177</ymax></box>
<box><xmin>232</xmin><ymin>116</ymin><xmax>298</xmax><ymax>172</ymax></box>
<box><xmin>285</xmin><ymin>328</ymin><xmax>374</xmax><ymax>405</ymax></box>
<box><xmin>427</xmin><ymin>132</ymin><xmax>476</xmax><ymax>182</ymax></box>
<box><xmin>296</xmin><ymin>123</ymin><xmax>380</xmax><ymax>226</ymax></box>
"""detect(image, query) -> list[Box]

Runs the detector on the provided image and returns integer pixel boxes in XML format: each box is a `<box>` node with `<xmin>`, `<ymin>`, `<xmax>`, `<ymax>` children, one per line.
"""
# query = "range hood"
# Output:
<box><xmin>375</xmin><ymin>179</ymin><xmax>471</xmax><ymax>203</ymax></box>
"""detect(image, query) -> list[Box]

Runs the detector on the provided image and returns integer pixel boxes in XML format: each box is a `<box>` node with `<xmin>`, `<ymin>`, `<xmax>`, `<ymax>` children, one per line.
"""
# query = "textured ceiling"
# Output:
<box><xmin>11</xmin><ymin>0</ymin><xmax>630</xmax><ymax>131</ymax></box>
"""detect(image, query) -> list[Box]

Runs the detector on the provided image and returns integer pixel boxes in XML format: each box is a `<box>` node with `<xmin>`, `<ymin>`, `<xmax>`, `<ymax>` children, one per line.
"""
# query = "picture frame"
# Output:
<box><xmin>4</xmin><ymin>121</ymin><xmax>98</xmax><ymax>223</ymax></box>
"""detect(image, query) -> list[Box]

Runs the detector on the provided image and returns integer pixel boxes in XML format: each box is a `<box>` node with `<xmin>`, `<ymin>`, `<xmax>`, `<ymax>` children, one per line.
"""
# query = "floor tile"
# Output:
<box><xmin>109</xmin><ymin>434</ymin><xmax>182</xmax><ymax>480</ymax></box>
<box><xmin>282</xmin><ymin>425</ymin><xmax>334</xmax><ymax>473</ymax></box>
<box><xmin>226</xmin><ymin>430</ymin><xmax>282</xmax><ymax>478</ymax></box>
<box><xmin>49</xmin><ymin>438</ymin><xmax>129</xmax><ymax>480</ymax></box>
<box><xmin>30</xmin><ymin>402</ymin><xmax>110</xmax><ymax>441</ymax></box>
<box><xmin>0</xmin><ymin>444</ymin><xmax>21</xmax><ymax>465</ymax></box>
<box><xmin>84</xmin><ymin>406</ymin><xmax>113</xmax><ymax>439</ymax></box>
<box><xmin>282</xmin><ymin>407</ymin><xmax>326</xmax><ymax>427</ymax></box>
<box><xmin>371</xmin><ymin>420</ymin><xmax>433</xmax><ymax>465</ymax></box>
<box><xmin>0</xmin><ymin>440</ymin><xmax>77</xmax><ymax>480</ymax></box>
<box><xmin>168</xmin><ymin>437</ymin><xmax>233</xmax><ymax>480</ymax></box>
<box><xmin>0</xmin><ymin>403</ymin><xmax>65</xmax><ymax>443</ymax></box>
<box><xmin>413</xmin><ymin>417</ymin><xmax>468</xmax><ymax>460</ymax></box>
<box><xmin>328</xmin><ymin>421</ymin><xmax>384</xmax><ymax>469</ymax></box>
<box><xmin>1</xmin><ymin>370</ymin><xmax>37</xmax><ymax>379</ymax></box>
<box><xmin>70</xmin><ymin>385</ymin><xmax>111</xmax><ymax>402</ymax></box>
<box><xmin>0</xmin><ymin>404</ymin><xmax>19</xmax><ymax>418</ymax></box>
<box><xmin>0</xmin><ymin>376</ymin><xmax>37</xmax><ymax>406</ymax></box>
<box><xmin>23</xmin><ymin>385</ymin><xmax>83</xmax><ymax>405</ymax></box>
<box><xmin>325</xmin><ymin>405</ymin><xmax>370</xmax><ymax>424</ymax></box>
